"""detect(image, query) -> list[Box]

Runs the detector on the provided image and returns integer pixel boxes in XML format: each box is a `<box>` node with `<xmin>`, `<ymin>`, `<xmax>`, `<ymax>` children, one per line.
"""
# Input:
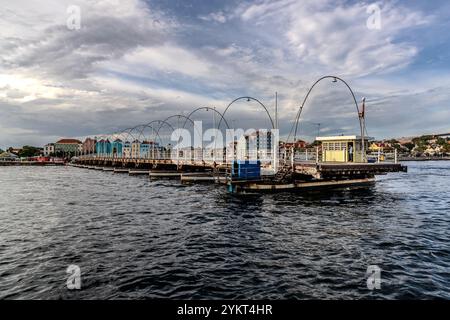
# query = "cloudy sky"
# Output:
<box><xmin>1</xmin><ymin>0</ymin><xmax>450</xmax><ymax>148</ymax></box>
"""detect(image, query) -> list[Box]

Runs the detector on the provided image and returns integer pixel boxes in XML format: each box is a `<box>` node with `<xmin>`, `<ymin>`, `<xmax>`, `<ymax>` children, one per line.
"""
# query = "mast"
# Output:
<box><xmin>275</xmin><ymin>92</ymin><xmax>278</xmax><ymax>130</ymax></box>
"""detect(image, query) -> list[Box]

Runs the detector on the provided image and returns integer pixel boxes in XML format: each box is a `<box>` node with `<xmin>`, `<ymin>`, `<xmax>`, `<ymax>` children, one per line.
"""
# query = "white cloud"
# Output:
<box><xmin>102</xmin><ymin>44</ymin><xmax>214</xmax><ymax>79</ymax></box>
<box><xmin>236</xmin><ymin>0</ymin><xmax>431</xmax><ymax>77</ymax></box>
<box><xmin>199</xmin><ymin>11</ymin><xmax>227</xmax><ymax>23</ymax></box>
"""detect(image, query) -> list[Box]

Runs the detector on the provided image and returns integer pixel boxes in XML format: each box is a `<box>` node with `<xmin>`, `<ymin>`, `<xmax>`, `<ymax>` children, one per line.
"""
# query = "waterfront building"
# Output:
<box><xmin>316</xmin><ymin>135</ymin><xmax>373</xmax><ymax>163</ymax></box>
<box><xmin>111</xmin><ymin>139</ymin><xmax>123</xmax><ymax>157</ymax></box>
<box><xmin>95</xmin><ymin>139</ymin><xmax>111</xmax><ymax>156</ymax></box>
<box><xmin>0</xmin><ymin>152</ymin><xmax>19</xmax><ymax>161</ymax></box>
<box><xmin>43</xmin><ymin>143</ymin><xmax>55</xmax><ymax>156</ymax></box>
<box><xmin>225</xmin><ymin>141</ymin><xmax>238</xmax><ymax>162</ymax></box>
<box><xmin>140</xmin><ymin>141</ymin><xmax>150</xmax><ymax>158</ymax></box>
<box><xmin>131</xmin><ymin>140</ymin><xmax>140</xmax><ymax>158</ymax></box>
<box><xmin>369</xmin><ymin>142</ymin><xmax>385</xmax><ymax>152</ymax></box>
<box><xmin>82</xmin><ymin>138</ymin><xmax>97</xmax><ymax>155</ymax></box>
<box><xmin>55</xmin><ymin>139</ymin><xmax>82</xmax><ymax>156</ymax></box>
<box><xmin>147</xmin><ymin>141</ymin><xmax>162</xmax><ymax>158</ymax></box>
<box><xmin>236</xmin><ymin>135</ymin><xmax>248</xmax><ymax>160</ymax></box>
<box><xmin>235</xmin><ymin>130</ymin><xmax>274</xmax><ymax>161</ymax></box>
<box><xmin>95</xmin><ymin>139</ymin><xmax>104</xmax><ymax>155</ymax></box>
<box><xmin>123</xmin><ymin>141</ymin><xmax>131</xmax><ymax>158</ymax></box>
<box><xmin>280</xmin><ymin>139</ymin><xmax>307</xmax><ymax>150</ymax></box>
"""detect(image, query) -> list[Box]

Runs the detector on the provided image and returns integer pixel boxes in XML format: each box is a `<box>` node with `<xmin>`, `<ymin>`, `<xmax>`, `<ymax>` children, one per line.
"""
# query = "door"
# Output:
<box><xmin>348</xmin><ymin>142</ymin><xmax>354</xmax><ymax>162</ymax></box>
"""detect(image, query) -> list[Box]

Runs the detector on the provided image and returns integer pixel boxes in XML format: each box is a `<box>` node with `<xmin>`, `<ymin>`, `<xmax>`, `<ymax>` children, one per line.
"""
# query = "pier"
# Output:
<box><xmin>72</xmin><ymin>149</ymin><xmax>407</xmax><ymax>193</ymax></box>
<box><xmin>68</xmin><ymin>78</ymin><xmax>410</xmax><ymax>193</ymax></box>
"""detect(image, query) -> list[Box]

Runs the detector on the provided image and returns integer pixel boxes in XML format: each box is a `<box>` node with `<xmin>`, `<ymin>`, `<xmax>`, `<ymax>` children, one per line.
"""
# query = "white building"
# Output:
<box><xmin>235</xmin><ymin>130</ymin><xmax>274</xmax><ymax>161</ymax></box>
<box><xmin>43</xmin><ymin>143</ymin><xmax>55</xmax><ymax>156</ymax></box>
<box><xmin>131</xmin><ymin>140</ymin><xmax>140</xmax><ymax>158</ymax></box>
<box><xmin>123</xmin><ymin>141</ymin><xmax>131</xmax><ymax>158</ymax></box>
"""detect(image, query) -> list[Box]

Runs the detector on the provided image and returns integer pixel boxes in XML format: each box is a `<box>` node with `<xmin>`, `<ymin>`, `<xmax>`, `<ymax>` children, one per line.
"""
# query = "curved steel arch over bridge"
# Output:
<box><xmin>290</xmin><ymin>75</ymin><xmax>362</xmax><ymax>143</ymax></box>
<box><xmin>136</xmin><ymin>120</ymin><xmax>174</xmax><ymax>145</ymax></box>
<box><xmin>218</xmin><ymin>96</ymin><xmax>275</xmax><ymax>130</ymax></box>
<box><xmin>157</xmin><ymin>114</ymin><xmax>204</xmax><ymax>145</ymax></box>
<box><xmin>183</xmin><ymin>107</ymin><xmax>230</xmax><ymax>130</ymax></box>
<box><xmin>80</xmin><ymin>79</ymin><xmax>371</xmax><ymax>172</ymax></box>
<box><xmin>72</xmin><ymin>78</ymin><xmax>408</xmax><ymax>192</ymax></box>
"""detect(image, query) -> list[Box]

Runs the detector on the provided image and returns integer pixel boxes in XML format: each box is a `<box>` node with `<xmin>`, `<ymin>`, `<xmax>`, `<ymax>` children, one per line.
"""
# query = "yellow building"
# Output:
<box><xmin>316</xmin><ymin>135</ymin><xmax>373</xmax><ymax>163</ymax></box>
<box><xmin>369</xmin><ymin>142</ymin><xmax>383</xmax><ymax>152</ymax></box>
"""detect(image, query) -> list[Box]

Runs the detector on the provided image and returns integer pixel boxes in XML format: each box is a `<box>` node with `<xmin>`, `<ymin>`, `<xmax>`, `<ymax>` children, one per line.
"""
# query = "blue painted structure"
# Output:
<box><xmin>231</xmin><ymin>160</ymin><xmax>261</xmax><ymax>180</ymax></box>
<box><xmin>111</xmin><ymin>139</ymin><xmax>123</xmax><ymax>157</ymax></box>
<box><xmin>96</xmin><ymin>139</ymin><xmax>112</xmax><ymax>156</ymax></box>
<box><xmin>140</xmin><ymin>141</ymin><xmax>150</xmax><ymax>158</ymax></box>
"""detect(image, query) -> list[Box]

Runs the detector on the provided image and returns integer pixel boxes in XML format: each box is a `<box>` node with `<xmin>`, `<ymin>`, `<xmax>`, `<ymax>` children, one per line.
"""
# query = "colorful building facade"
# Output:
<box><xmin>82</xmin><ymin>138</ymin><xmax>97</xmax><ymax>154</ymax></box>
<box><xmin>55</xmin><ymin>139</ymin><xmax>82</xmax><ymax>155</ymax></box>
<box><xmin>96</xmin><ymin>139</ymin><xmax>111</xmax><ymax>156</ymax></box>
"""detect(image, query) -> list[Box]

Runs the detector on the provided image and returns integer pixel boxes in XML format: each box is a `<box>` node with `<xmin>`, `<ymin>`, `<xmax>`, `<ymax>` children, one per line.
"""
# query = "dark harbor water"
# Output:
<box><xmin>0</xmin><ymin>161</ymin><xmax>449</xmax><ymax>299</ymax></box>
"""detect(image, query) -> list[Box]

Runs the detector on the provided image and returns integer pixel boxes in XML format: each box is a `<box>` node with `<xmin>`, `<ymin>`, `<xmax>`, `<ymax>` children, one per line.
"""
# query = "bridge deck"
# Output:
<box><xmin>76</xmin><ymin>157</ymin><xmax>407</xmax><ymax>179</ymax></box>
<box><xmin>294</xmin><ymin>161</ymin><xmax>407</xmax><ymax>178</ymax></box>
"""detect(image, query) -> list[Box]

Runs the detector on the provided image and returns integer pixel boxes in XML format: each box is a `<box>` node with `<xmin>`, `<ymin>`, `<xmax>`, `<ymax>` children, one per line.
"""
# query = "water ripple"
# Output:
<box><xmin>0</xmin><ymin>162</ymin><xmax>449</xmax><ymax>299</ymax></box>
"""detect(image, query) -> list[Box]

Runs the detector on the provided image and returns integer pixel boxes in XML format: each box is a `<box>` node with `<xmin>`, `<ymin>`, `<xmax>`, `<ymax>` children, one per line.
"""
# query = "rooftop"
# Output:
<box><xmin>56</xmin><ymin>138</ymin><xmax>82</xmax><ymax>144</ymax></box>
<box><xmin>0</xmin><ymin>152</ymin><xmax>18</xmax><ymax>159</ymax></box>
<box><xmin>316</xmin><ymin>135</ymin><xmax>374</xmax><ymax>142</ymax></box>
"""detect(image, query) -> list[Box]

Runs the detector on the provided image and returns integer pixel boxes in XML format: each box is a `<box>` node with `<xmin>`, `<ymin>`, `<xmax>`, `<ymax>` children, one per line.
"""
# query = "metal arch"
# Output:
<box><xmin>290</xmin><ymin>75</ymin><xmax>362</xmax><ymax>142</ymax></box>
<box><xmin>137</xmin><ymin>120</ymin><xmax>174</xmax><ymax>140</ymax></box>
<box><xmin>95</xmin><ymin>134</ymin><xmax>108</xmax><ymax>141</ymax></box>
<box><xmin>110</xmin><ymin>127</ymin><xmax>132</xmax><ymax>142</ymax></box>
<box><xmin>111</xmin><ymin>128</ymin><xmax>138</xmax><ymax>145</ymax></box>
<box><xmin>109</xmin><ymin>130</ymin><xmax>126</xmax><ymax>141</ymax></box>
<box><xmin>122</xmin><ymin>125</ymin><xmax>146</xmax><ymax>143</ymax></box>
<box><xmin>138</xmin><ymin>125</ymin><xmax>162</xmax><ymax>144</ymax></box>
<box><xmin>161</xmin><ymin>114</ymin><xmax>195</xmax><ymax>128</ymax></box>
<box><xmin>218</xmin><ymin>96</ymin><xmax>275</xmax><ymax>130</ymax></box>
<box><xmin>142</xmin><ymin>119</ymin><xmax>176</xmax><ymax>143</ymax></box>
<box><xmin>114</xmin><ymin>128</ymin><xmax>134</xmax><ymax>142</ymax></box>
<box><xmin>135</xmin><ymin>121</ymin><xmax>165</xmax><ymax>145</ymax></box>
<box><xmin>183</xmin><ymin>107</ymin><xmax>231</xmax><ymax>129</ymax></box>
<box><xmin>157</xmin><ymin>114</ymin><xmax>202</xmax><ymax>142</ymax></box>
<box><xmin>110</xmin><ymin>125</ymin><xmax>149</xmax><ymax>150</ymax></box>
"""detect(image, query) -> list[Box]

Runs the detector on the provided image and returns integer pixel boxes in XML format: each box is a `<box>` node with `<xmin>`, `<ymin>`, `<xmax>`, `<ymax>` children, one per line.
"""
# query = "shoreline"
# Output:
<box><xmin>399</xmin><ymin>157</ymin><xmax>450</xmax><ymax>161</ymax></box>
<box><xmin>1</xmin><ymin>158</ymin><xmax>450</xmax><ymax>166</ymax></box>
<box><xmin>0</xmin><ymin>161</ymin><xmax>66</xmax><ymax>166</ymax></box>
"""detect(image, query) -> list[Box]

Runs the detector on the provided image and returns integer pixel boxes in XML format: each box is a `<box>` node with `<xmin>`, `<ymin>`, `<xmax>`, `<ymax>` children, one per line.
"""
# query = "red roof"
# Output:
<box><xmin>56</xmin><ymin>139</ymin><xmax>82</xmax><ymax>144</ymax></box>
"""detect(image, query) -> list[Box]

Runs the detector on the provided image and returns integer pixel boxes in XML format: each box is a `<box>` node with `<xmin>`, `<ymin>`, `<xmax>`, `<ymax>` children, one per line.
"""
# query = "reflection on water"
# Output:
<box><xmin>0</xmin><ymin>161</ymin><xmax>449</xmax><ymax>299</ymax></box>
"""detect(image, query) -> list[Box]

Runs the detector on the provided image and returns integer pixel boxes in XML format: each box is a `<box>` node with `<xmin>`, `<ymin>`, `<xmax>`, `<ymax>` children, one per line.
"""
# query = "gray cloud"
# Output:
<box><xmin>0</xmin><ymin>0</ymin><xmax>449</xmax><ymax>150</ymax></box>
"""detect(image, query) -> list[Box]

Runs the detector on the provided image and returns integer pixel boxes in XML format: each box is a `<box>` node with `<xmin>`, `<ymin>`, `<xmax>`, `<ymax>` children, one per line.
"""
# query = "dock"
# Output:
<box><xmin>294</xmin><ymin>162</ymin><xmax>407</xmax><ymax>179</ymax></box>
<box><xmin>128</xmin><ymin>169</ymin><xmax>150</xmax><ymax>175</ymax></box>
<box><xmin>149</xmin><ymin>171</ymin><xmax>181</xmax><ymax>178</ymax></box>
<box><xmin>180</xmin><ymin>172</ymin><xmax>227</xmax><ymax>183</ymax></box>
<box><xmin>72</xmin><ymin>149</ymin><xmax>407</xmax><ymax>193</ymax></box>
<box><xmin>228</xmin><ymin>177</ymin><xmax>375</xmax><ymax>193</ymax></box>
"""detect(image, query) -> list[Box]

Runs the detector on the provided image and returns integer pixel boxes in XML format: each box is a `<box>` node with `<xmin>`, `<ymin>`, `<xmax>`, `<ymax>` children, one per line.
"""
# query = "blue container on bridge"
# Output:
<box><xmin>231</xmin><ymin>160</ymin><xmax>261</xmax><ymax>180</ymax></box>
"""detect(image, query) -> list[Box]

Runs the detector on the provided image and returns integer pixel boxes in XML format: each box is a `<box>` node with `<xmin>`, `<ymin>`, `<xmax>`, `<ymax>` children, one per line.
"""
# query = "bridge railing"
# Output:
<box><xmin>80</xmin><ymin>147</ymin><xmax>280</xmax><ymax>167</ymax></box>
<box><xmin>366</xmin><ymin>149</ymin><xmax>398</xmax><ymax>163</ymax></box>
<box><xmin>282</xmin><ymin>148</ymin><xmax>400</xmax><ymax>165</ymax></box>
